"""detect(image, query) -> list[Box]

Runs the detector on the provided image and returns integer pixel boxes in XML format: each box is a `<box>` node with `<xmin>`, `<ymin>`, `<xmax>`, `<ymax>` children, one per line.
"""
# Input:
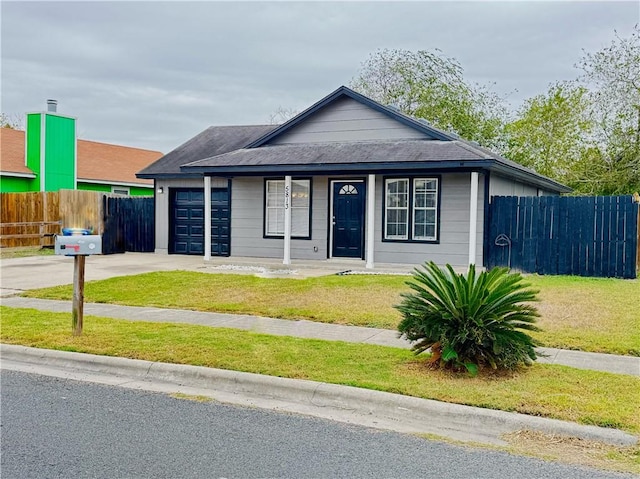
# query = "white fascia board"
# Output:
<box><xmin>26</xmin><ymin>111</ymin><xmax>77</xmax><ymax>121</ymax></box>
<box><xmin>78</xmin><ymin>178</ymin><xmax>154</xmax><ymax>188</ymax></box>
<box><xmin>0</xmin><ymin>171</ymin><xmax>37</xmax><ymax>179</ymax></box>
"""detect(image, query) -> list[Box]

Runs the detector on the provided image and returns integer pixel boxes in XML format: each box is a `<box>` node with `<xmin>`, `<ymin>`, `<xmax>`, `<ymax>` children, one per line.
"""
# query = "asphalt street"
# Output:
<box><xmin>1</xmin><ymin>370</ymin><xmax>633</xmax><ymax>479</ymax></box>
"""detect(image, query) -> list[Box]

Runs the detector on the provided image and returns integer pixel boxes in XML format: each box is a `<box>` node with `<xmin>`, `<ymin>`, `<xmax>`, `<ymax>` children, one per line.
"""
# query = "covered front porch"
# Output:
<box><xmin>200</xmin><ymin>172</ymin><xmax>483</xmax><ymax>269</ymax></box>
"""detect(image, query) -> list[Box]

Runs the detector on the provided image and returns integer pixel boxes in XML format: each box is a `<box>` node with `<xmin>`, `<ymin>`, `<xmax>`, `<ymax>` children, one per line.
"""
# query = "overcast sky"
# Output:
<box><xmin>2</xmin><ymin>1</ymin><xmax>639</xmax><ymax>153</ymax></box>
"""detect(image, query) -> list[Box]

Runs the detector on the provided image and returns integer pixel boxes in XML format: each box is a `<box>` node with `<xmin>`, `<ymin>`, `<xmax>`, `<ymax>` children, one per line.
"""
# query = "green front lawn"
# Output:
<box><xmin>23</xmin><ymin>271</ymin><xmax>640</xmax><ymax>356</ymax></box>
<box><xmin>2</xmin><ymin>306</ymin><xmax>639</xmax><ymax>437</ymax></box>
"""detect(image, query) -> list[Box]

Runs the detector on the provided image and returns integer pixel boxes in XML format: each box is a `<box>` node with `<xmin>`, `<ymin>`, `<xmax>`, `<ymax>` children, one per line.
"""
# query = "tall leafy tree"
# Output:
<box><xmin>350</xmin><ymin>49</ymin><xmax>508</xmax><ymax>150</ymax></box>
<box><xmin>504</xmin><ymin>82</ymin><xmax>593</xmax><ymax>185</ymax></box>
<box><xmin>576</xmin><ymin>25</ymin><xmax>640</xmax><ymax>194</ymax></box>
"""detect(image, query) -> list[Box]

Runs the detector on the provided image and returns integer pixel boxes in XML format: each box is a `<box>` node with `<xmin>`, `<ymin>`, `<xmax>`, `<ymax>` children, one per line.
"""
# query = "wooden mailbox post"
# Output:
<box><xmin>54</xmin><ymin>232</ymin><xmax>102</xmax><ymax>335</ymax></box>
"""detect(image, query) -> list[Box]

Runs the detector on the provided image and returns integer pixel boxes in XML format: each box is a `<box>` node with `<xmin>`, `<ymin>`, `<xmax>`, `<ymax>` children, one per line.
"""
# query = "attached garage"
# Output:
<box><xmin>170</xmin><ymin>187</ymin><xmax>230</xmax><ymax>256</ymax></box>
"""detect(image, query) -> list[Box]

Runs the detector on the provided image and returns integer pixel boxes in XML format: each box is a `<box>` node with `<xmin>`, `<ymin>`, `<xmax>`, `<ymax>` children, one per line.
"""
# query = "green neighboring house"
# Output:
<box><xmin>1</xmin><ymin>100</ymin><xmax>161</xmax><ymax>195</ymax></box>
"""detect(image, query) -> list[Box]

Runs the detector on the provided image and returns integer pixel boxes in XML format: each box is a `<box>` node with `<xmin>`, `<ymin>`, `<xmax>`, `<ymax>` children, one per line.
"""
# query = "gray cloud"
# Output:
<box><xmin>2</xmin><ymin>1</ymin><xmax>638</xmax><ymax>153</ymax></box>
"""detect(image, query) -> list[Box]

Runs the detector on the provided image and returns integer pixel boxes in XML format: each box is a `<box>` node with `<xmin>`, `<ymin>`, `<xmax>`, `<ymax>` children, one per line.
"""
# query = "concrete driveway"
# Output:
<box><xmin>0</xmin><ymin>252</ymin><xmax>414</xmax><ymax>295</ymax></box>
<box><xmin>0</xmin><ymin>253</ymin><xmax>208</xmax><ymax>294</ymax></box>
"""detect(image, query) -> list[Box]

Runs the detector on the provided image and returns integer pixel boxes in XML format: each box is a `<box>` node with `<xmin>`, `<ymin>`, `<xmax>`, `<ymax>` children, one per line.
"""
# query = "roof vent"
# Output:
<box><xmin>47</xmin><ymin>99</ymin><xmax>57</xmax><ymax>113</ymax></box>
<box><xmin>417</xmin><ymin>118</ymin><xmax>431</xmax><ymax>126</ymax></box>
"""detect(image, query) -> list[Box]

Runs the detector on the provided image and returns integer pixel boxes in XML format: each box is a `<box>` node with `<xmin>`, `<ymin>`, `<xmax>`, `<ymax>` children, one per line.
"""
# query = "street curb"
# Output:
<box><xmin>1</xmin><ymin>344</ymin><xmax>637</xmax><ymax>447</ymax></box>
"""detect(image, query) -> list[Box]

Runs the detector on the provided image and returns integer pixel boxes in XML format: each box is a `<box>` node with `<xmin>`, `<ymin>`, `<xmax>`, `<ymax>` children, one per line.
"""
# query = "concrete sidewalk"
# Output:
<box><xmin>3</xmin><ymin>296</ymin><xmax>639</xmax><ymax>377</ymax></box>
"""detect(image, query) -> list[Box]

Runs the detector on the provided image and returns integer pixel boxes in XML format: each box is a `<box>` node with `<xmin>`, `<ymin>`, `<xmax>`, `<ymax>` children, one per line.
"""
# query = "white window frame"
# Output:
<box><xmin>111</xmin><ymin>186</ymin><xmax>130</xmax><ymax>195</ymax></box>
<box><xmin>264</xmin><ymin>178</ymin><xmax>311</xmax><ymax>238</ymax></box>
<box><xmin>384</xmin><ymin>177</ymin><xmax>439</xmax><ymax>242</ymax></box>
<box><xmin>412</xmin><ymin>178</ymin><xmax>438</xmax><ymax>241</ymax></box>
<box><xmin>384</xmin><ymin>178</ymin><xmax>409</xmax><ymax>240</ymax></box>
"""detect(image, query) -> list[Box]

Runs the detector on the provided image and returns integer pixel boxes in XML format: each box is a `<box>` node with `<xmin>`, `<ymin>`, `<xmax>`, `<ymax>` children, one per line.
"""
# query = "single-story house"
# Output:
<box><xmin>138</xmin><ymin>86</ymin><xmax>570</xmax><ymax>269</ymax></box>
<box><xmin>1</xmin><ymin>101</ymin><xmax>162</xmax><ymax>195</ymax></box>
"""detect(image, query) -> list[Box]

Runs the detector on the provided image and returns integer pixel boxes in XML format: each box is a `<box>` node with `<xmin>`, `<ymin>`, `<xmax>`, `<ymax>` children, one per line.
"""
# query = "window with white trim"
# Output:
<box><xmin>265</xmin><ymin>179</ymin><xmax>311</xmax><ymax>238</ymax></box>
<box><xmin>384</xmin><ymin>177</ymin><xmax>439</xmax><ymax>242</ymax></box>
<box><xmin>413</xmin><ymin>179</ymin><xmax>438</xmax><ymax>240</ymax></box>
<box><xmin>111</xmin><ymin>186</ymin><xmax>130</xmax><ymax>195</ymax></box>
<box><xmin>384</xmin><ymin>179</ymin><xmax>409</xmax><ymax>239</ymax></box>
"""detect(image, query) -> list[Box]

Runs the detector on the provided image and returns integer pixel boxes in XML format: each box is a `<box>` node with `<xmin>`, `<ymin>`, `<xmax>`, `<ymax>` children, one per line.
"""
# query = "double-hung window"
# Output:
<box><xmin>264</xmin><ymin>178</ymin><xmax>311</xmax><ymax>238</ymax></box>
<box><xmin>384</xmin><ymin>179</ymin><xmax>409</xmax><ymax>239</ymax></box>
<box><xmin>384</xmin><ymin>177</ymin><xmax>439</xmax><ymax>242</ymax></box>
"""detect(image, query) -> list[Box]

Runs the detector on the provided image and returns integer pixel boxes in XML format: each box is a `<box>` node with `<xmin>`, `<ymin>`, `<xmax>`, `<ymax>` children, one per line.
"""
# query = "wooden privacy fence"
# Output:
<box><xmin>486</xmin><ymin>195</ymin><xmax>640</xmax><ymax>279</ymax></box>
<box><xmin>1</xmin><ymin>190</ymin><xmax>154</xmax><ymax>254</ymax></box>
<box><xmin>1</xmin><ymin>190</ymin><xmax>103</xmax><ymax>248</ymax></box>
<box><xmin>0</xmin><ymin>192</ymin><xmax>61</xmax><ymax>247</ymax></box>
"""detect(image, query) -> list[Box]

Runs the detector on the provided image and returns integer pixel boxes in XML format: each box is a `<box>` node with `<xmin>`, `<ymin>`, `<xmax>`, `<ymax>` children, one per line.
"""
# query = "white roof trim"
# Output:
<box><xmin>1</xmin><ymin>171</ymin><xmax>37</xmax><ymax>179</ymax></box>
<box><xmin>26</xmin><ymin>111</ymin><xmax>78</xmax><ymax>121</ymax></box>
<box><xmin>78</xmin><ymin>178</ymin><xmax>153</xmax><ymax>188</ymax></box>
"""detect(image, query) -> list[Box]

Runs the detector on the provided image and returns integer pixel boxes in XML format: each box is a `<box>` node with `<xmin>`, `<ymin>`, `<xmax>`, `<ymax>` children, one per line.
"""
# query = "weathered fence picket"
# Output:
<box><xmin>0</xmin><ymin>192</ymin><xmax>60</xmax><ymax>247</ymax></box>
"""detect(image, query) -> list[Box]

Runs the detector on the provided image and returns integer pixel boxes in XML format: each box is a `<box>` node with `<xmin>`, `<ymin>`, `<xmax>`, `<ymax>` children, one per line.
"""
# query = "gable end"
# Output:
<box><xmin>246</xmin><ymin>86</ymin><xmax>454</xmax><ymax>148</ymax></box>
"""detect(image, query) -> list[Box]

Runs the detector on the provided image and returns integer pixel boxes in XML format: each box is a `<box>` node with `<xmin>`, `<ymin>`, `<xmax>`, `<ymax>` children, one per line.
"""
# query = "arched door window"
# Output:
<box><xmin>339</xmin><ymin>184</ymin><xmax>358</xmax><ymax>195</ymax></box>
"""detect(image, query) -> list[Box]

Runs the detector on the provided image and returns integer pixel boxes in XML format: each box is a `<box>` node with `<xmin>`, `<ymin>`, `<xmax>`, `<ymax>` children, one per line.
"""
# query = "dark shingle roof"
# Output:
<box><xmin>181</xmin><ymin>139</ymin><xmax>571</xmax><ymax>193</ymax></box>
<box><xmin>136</xmin><ymin>85</ymin><xmax>570</xmax><ymax>193</ymax></box>
<box><xmin>137</xmin><ymin>125</ymin><xmax>277</xmax><ymax>177</ymax></box>
<box><xmin>183</xmin><ymin>140</ymin><xmax>482</xmax><ymax>169</ymax></box>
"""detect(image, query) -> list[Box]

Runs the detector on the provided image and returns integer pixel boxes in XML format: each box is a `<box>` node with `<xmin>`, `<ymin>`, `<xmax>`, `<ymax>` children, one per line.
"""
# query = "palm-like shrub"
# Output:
<box><xmin>396</xmin><ymin>262</ymin><xmax>541</xmax><ymax>375</ymax></box>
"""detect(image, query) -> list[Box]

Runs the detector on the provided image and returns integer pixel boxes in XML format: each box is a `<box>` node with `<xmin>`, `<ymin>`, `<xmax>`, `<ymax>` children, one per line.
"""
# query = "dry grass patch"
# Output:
<box><xmin>527</xmin><ymin>275</ymin><xmax>640</xmax><ymax>356</ymax></box>
<box><xmin>418</xmin><ymin>430</ymin><xmax>640</xmax><ymax>475</ymax></box>
<box><xmin>169</xmin><ymin>393</ymin><xmax>215</xmax><ymax>403</ymax></box>
<box><xmin>502</xmin><ymin>430</ymin><xmax>640</xmax><ymax>475</ymax></box>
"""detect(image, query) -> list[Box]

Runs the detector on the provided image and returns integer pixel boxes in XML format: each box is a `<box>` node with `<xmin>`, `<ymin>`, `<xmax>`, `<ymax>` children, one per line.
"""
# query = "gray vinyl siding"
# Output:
<box><xmin>231</xmin><ymin>177</ymin><xmax>329</xmax><ymax>260</ymax></box>
<box><xmin>489</xmin><ymin>174</ymin><xmax>557</xmax><ymax>197</ymax></box>
<box><xmin>269</xmin><ymin>97</ymin><xmax>430</xmax><ymax>145</ymax></box>
<box><xmin>156</xmin><ymin>173</ymin><xmax>484</xmax><ymax>268</ymax></box>
<box><xmin>230</xmin><ymin>173</ymin><xmax>483</xmax><ymax>268</ymax></box>
<box><xmin>154</xmin><ymin>177</ymin><xmax>228</xmax><ymax>254</ymax></box>
<box><xmin>373</xmin><ymin>173</ymin><xmax>484</xmax><ymax>268</ymax></box>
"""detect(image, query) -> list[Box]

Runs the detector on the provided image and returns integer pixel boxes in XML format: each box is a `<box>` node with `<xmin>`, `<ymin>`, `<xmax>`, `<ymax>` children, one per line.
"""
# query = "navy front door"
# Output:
<box><xmin>332</xmin><ymin>181</ymin><xmax>365</xmax><ymax>258</ymax></box>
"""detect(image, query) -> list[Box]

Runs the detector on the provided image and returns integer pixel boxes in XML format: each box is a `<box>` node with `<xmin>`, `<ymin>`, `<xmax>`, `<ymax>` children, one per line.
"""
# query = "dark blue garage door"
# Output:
<box><xmin>170</xmin><ymin>187</ymin><xmax>230</xmax><ymax>256</ymax></box>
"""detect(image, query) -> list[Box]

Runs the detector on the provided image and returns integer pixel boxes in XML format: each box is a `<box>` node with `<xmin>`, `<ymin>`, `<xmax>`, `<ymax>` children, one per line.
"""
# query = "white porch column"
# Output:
<box><xmin>204</xmin><ymin>176</ymin><xmax>212</xmax><ymax>261</ymax></box>
<box><xmin>468</xmin><ymin>172</ymin><xmax>479</xmax><ymax>266</ymax></box>
<box><xmin>366</xmin><ymin>174</ymin><xmax>376</xmax><ymax>269</ymax></box>
<box><xmin>283</xmin><ymin>175</ymin><xmax>292</xmax><ymax>265</ymax></box>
